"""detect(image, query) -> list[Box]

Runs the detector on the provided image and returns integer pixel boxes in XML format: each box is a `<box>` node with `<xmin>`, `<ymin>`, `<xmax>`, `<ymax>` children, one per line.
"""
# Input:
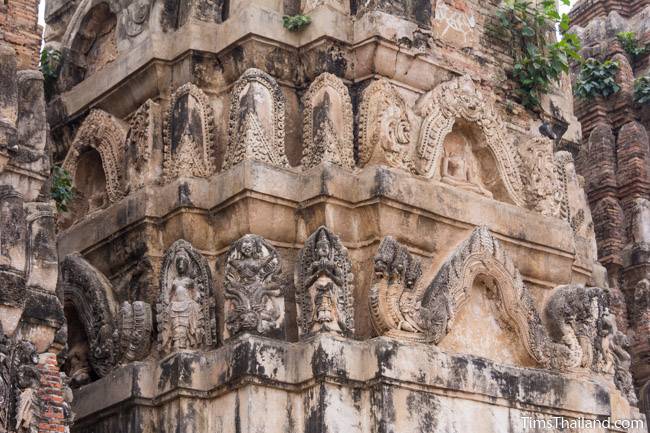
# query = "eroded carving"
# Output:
<box><xmin>121</xmin><ymin>0</ymin><xmax>152</xmax><ymax>37</ymax></box>
<box><xmin>358</xmin><ymin>79</ymin><xmax>415</xmax><ymax>172</ymax></box>
<box><xmin>59</xmin><ymin>254</ymin><xmax>152</xmax><ymax>377</ymax></box>
<box><xmin>163</xmin><ymin>83</ymin><xmax>216</xmax><ymax>181</ymax></box>
<box><xmin>62</xmin><ymin>109</ymin><xmax>127</xmax><ymax>204</ymax></box>
<box><xmin>368</xmin><ymin>226</ymin><xmax>616</xmax><ymax>372</ymax></box>
<box><xmin>224</xmin><ymin>69</ymin><xmax>289</xmax><ymax>170</ymax></box>
<box><xmin>295</xmin><ymin>227</ymin><xmax>354</xmax><ymax>337</ymax></box>
<box><xmin>0</xmin><ymin>329</ymin><xmax>40</xmax><ymax>433</ymax></box>
<box><xmin>224</xmin><ymin>234</ymin><xmax>285</xmax><ymax>339</ymax></box>
<box><xmin>301</xmin><ymin>73</ymin><xmax>354</xmax><ymax>170</ymax></box>
<box><xmin>518</xmin><ymin>137</ymin><xmax>562</xmax><ymax>217</ymax></box>
<box><xmin>440</xmin><ymin>129</ymin><xmax>492</xmax><ymax>198</ymax></box>
<box><xmin>126</xmin><ymin>99</ymin><xmax>159</xmax><ymax>191</ymax></box>
<box><xmin>415</xmin><ymin>75</ymin><xmax>525</xmax><ymax>206</ymax></box>
<box><xmin>157</xmin><ymin>240</ymin><xmax>216</xmax><ymax>353</ymax></box>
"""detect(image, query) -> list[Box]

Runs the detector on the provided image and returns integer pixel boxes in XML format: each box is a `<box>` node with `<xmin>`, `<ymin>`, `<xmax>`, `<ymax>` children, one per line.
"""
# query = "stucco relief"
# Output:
<box><xmin>301</xmin><ymin>73</ymin><xmax>354</xmax><ymax>170</ymax></box>
<box><xmin>295</xmin><ymin>226</ymin><xmax>354</xmax><ymax>337</ymax></box>
<box><xmin>224</xmin><ymin>234</ymin><xmax>285</xmax><ymax>340</ymax></box>
<box><xmin>157</xmin><ymin>240</ymin><xmax>217</xmax><ymax>354</ymax></box>
<box><xmin>369</xmin><ymin>226</ymin><xmax>625</xmax><ymax>379</ymax></box>
<box><xmin>358</xmin><ymin>79</ymin><xmax>416</xmax><ymax>172</ymax></box>
<box><xmin>63</xmin><ymin>109</ymin><xmax>127</xmax><ymax>204</ymax></box>
<box><xmin>59</xmin><ymin>254</ymin><xmax>152</xmax><ymax>379</ymax></box>
<box><xmin>414</xmin><ymin>75</ymin><xmax>526</xmax><ymax>206</ymax></box>
<box><xmin>224</xmin><ymin>69</ymin><xmax>289</xmax><ymax>170</ymax></box>
<box><xmin>163</xmin><ymin>83</ymin><xmax>216</xmax><ymax>181</ymax></box>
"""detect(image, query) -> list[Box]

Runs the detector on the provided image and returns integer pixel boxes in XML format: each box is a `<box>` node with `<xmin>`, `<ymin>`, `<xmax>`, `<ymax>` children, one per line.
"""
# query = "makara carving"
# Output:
<box><xmin>301</xmin><ymin>73</ymin><xmax>354</xmax><ymax>170</ymax></box>
<box><xmin>358</xmin><ymin>79</ymin><xmax>415</xmax><ymax>172</ymax></box>
<box><xmin>163</xmin><ymin>83</ymin><xmax>216</xmax><ymax>181</ymax></box>
<box><xmin>157</xmin><ymin>240</ymin><xmax>217</xmax><ymax>353</ymax></box>
<box><xmin>224</xmin><ymin>69</ymin><xmax>289</xmax><ymax>170</ymax></box>
<box><xmin>224</xmin><ymin>234</ymin><xmax>285</xmax><ymax>339</ymax></box>
<box><xmin>369</xmin><ymin>225</ymin><xmax>632</xmax><ymax>386</ymax></box>
<box><xmin>59</xmin><ymin>254</ymin><xmax>152</xmax><ymax>378</ymax></box>
<box><xmin>369</xmin><ymin>226</ymin><xmax>548</xmax><ymax>365</ymax></box>
<box><xmin>295</xmin><ymin>227</ymin><xmax>354</xmax><ymax>337</ymax></box>
<box><xmin>414</xmin><ymin>75</ymin><xmax>525</xmax><ymax>206</ymax></box>
<box><xmin>62</xmin><ymin>109</ymin><xmax>128</xmax><ymax>203</ymax></box>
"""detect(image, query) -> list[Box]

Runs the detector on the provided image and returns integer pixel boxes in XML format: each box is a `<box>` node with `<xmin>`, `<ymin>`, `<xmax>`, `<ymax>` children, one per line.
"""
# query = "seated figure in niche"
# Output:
<box><xmin>161</xmin><ymin>251</ymin><xmax>203</xmax><ymax>351</ymax></box>
<box><xmin>440</xmin><ymin>131</ymin><xmax>492</xmax><ymax>198</ymax></box>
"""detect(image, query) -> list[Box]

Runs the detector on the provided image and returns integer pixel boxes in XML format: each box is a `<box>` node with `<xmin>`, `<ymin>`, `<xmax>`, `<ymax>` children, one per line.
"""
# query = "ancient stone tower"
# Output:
<box><xmin>569</xmin><ymin>0</ymin><xmax>650</xmax><ymax>422</ymax></box>
<box><xmin>0</xmin><ymin>0</ymin><xmax>643</xmax><ymax>432</ymax></box>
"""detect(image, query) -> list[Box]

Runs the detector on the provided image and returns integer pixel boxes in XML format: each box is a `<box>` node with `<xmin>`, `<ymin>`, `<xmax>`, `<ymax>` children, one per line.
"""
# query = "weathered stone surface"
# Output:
<box><xmin>21</xmin><ymin>0</ymin><xmax>644</xmax><ymax>431</ymax></box>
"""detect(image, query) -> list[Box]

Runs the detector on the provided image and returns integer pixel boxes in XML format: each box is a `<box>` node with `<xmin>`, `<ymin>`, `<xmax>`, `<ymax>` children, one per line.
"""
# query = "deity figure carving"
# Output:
<box><xmin>295</xmin><ymin>227</ymin><xmax>355</xmax><ymax>337</ymax></box>
<box><xmin>598</xmin><ymin>307</ymin><xmax>637</xmax><ymax>404</ymax></box>
<box><xmin>301</xmin><ymin>73</ymin><xmax>354</xmax><ymax>170</ymax></box>
<box><xmin>224</xmin><ymin>235</ymin><xmax>285</xmax><ymax>339</ymax></box>
<box><xmin>518</xmin><ymin>137</ymin><xmax>562</xmax><ymax>217</ymax></box>
<box><xmin>125</xmin><ymin>100</ymin><xmax>159</xmax><ymax>191</ymax></box>
<box><xmin>157</xmin><ymin>240</ymin><xmax>216</xmax><ymax>354</ymax></box>
<box><xmin>224</xmin><ymin>69</ymin><xmax>289</xmax><ymax>170</ymax></box>
<box><xmin>440</xmin><ymin>131</ymin><xmax>492</xmax><ymax>198</ymax></box>
<box><xmin>0</xmin><ymin>333</ymin><xmax>40</xmax><ymax>433</ymax></box>
<box><xmin>14</xmin><ymin>344</ymin><xmax>39</xmax><ymax>433</ymax></box>
<box><xmin>121</xmin><ymin>0</ymin><xmax>151</xmax><ymax>37</ymax></box>
<box><xmin>358</xmin><ymin>79</ymin><xmax>415</xmax><ymax>172</ymax></box>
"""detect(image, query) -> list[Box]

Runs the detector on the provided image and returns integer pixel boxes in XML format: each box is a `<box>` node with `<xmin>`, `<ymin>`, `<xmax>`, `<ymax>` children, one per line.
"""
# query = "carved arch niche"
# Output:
<box><xmin>60</xmin><ymin>0</ymin><xmax>119</xmax><ymax>90</ymax></box>
<box><xmin>369</xmin><ymin>226</ymin><xmax>569</xmax><ymax>369</ymax></box>
<box><xmin>301</xmin><ymin>73</ymin><xmax>354</xmax><ymax>170</ymax></box>
<box><xmin>415</xmin><ymin>76</ymin><xmax>525</xmax><ymax>206</ymax></box>
<box><xmin>61</xmin><ymin>109</ymin><xmax>127</xmax><ymax>226</ymax></box>
<box><xmin>223</xmin><ymin>68</ymin><xmax>289</xmax><ymax>170</ymax></box>
<box><xmin>163</xmin><ymin>83</ymin><xmax>216</xmax><ymax>181</ymax></box>
<box><xmin>59</xmin><ymin>254</ymin><xmax>152</xmax><ymax>387</ymax></box>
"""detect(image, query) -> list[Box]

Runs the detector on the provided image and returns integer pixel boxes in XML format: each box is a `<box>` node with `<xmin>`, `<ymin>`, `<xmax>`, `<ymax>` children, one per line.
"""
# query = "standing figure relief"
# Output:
<box><xmin>224</xmin><ymin>234</ymin><xmax>285</xmax><ymax>340</ymax></box>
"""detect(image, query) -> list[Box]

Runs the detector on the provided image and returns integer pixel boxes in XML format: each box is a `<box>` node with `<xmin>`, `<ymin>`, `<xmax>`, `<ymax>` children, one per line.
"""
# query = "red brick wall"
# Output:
<box><xmin>0</xmin><ymin>0</ymin><xmax>42</xmax><ymax>69</ymax></box>
<box><xmin>36</xmin><ymin>353</ymin><xmax>67</xmax><ymax>433</ymax></box>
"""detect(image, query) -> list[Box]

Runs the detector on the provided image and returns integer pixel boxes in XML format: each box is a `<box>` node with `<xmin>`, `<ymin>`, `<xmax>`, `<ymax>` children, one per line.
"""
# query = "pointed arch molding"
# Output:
<box><xmin>423</xmin><ymin>226</ymin><xmax>549</xmax><ymax>364</ymax></box>
<box><xmin>163</xmin><ymin>83</ymin><xmax>216</xmax><ymax>180</ymax></box>
<box><xmin>63</xmin><ymin>109</ymin><xmax>128</xmax><ymax>202</ymax></box>
<box><xmin>370</xmin><ymin>226</ymin><xmax>563</xmax><ymax>368</ymax></box>
<box><xmin>415</xmin><ymin>76</ymin><xmax>526</xmax><ymax>207</ymax></box>
<box><xmin>59</xmin><ymin>253</ymin><xmax>119</xmax><ymax>377</ymax></box>
<box><xmin>59</xmin><ymin>253</ymin><xmax>152</xmax><ymax>377</ymax></box>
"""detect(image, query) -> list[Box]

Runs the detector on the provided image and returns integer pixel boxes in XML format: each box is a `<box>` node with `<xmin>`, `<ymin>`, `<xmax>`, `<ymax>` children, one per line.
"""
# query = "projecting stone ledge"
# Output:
<box><xmin>71</xmin><ymin>334</ymin><xmax>641</xmax><ymax>433</ymax></box>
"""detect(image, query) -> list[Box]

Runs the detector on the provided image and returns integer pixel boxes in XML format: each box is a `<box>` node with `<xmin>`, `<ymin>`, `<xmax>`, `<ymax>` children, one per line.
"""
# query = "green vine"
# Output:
<box><xmin>282</xmin><ymin>14</ymin><xmax>312</xmax><ymax>32</ymax></box>
<box><xmin>635</xmin><ymin>76</ymin><xmax>650</xmax><ymax>105</ymax></box>
<box><xmin>495</xmin><ymin>0</ymin><xmax>581</xmax><ymax>110</ymax></box>
<box><xmin>39</xmin><ymin>48</ymin><xmax>62</xmax><ymax>101</ymax></box>
<box><xmin>616</xmin><ymin>32</ymin><xmax>647</xmax><ymax>60</ymax></box>
<box><xmin>574</xmin><ymin>58</ymin><xmax>621</xmax><ymax>99</ymax></box>
<box><xmin>50</xmin><ymin>166</ymin><xmax>74</xmax><ymax>212</ymax></box>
